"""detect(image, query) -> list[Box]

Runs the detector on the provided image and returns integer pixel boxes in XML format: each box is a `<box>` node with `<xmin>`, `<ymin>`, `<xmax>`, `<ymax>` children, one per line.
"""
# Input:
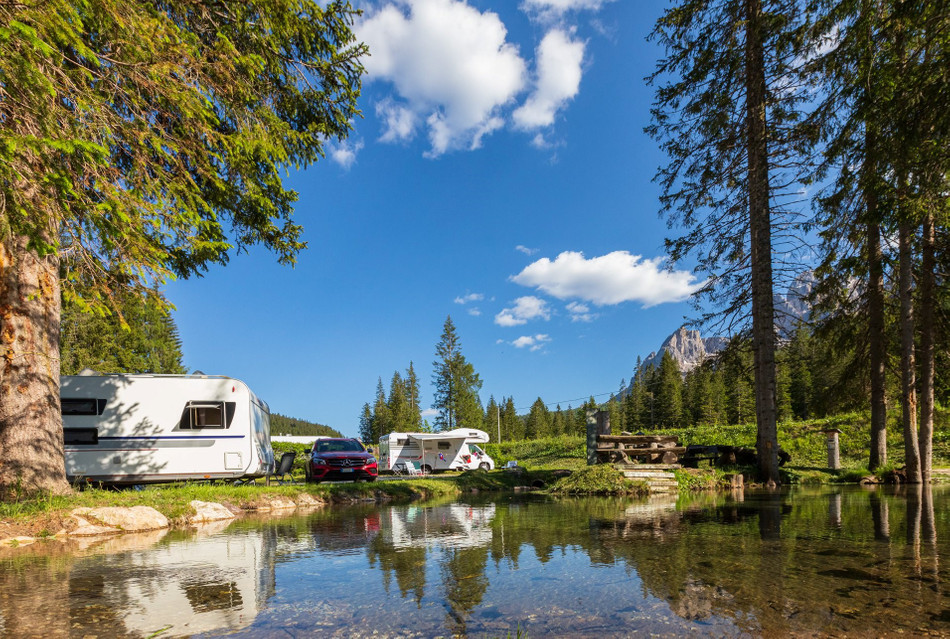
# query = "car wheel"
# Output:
<box><xmin>479</xmin><ymin>462</ymin><xmax>491</xmax><ymax>471</ymax></box>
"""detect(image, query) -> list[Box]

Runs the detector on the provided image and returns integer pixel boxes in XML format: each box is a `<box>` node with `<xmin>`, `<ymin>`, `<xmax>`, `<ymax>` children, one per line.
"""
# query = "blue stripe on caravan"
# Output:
<box><xmin>98</xmin><ymin>435</ymin><xmax>246</xmax><ymax>440</ymax></box>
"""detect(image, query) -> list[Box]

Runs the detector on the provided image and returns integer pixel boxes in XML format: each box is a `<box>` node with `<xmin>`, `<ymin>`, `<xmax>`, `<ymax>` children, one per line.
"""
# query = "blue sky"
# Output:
<box><xmin>166</xmin><ymin>0</ymin><xmax>708</xmax><ymax>436</ymax></box>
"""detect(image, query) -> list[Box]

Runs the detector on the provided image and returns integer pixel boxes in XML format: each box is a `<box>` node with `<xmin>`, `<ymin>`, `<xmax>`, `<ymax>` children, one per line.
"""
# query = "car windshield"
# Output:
<box><xmin>314</xmin><ymin>439</ymin><xmax>365</xmax><ymax>453</ymax></box>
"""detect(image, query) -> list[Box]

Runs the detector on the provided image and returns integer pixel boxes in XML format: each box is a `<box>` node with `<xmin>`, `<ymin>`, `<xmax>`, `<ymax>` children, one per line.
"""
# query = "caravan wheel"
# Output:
<box><xmin>421</xmin><ymin>464</ymin><xmax>433</xmax><ymax>474</ymax></box>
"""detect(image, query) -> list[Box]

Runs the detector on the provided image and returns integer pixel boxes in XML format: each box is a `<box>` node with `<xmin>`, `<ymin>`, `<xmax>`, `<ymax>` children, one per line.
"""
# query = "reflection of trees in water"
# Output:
<box><xmin>589</xmin><ymin>487</ymin><xmax>948</xmax><ymax>636</ymax></box>
<box><xmin>440</xmin><ymin>546</ymin><xmax>490</xmax><ymax>635</ymax></box>
<box><xmin>368</xmin><ymin>537</ymin><xmax>427</xmax><ymax>604</ymax></box>
<box><xmin>0</xmin><ymin>554</ymin><xmax>73</xmax><ymax>638</ymax></box>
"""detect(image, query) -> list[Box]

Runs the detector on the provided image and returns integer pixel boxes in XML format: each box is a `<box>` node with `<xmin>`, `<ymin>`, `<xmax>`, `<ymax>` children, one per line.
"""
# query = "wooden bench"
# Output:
<box><xmin>595</xmin><ymin>434</ymin><xmax>684</xmax><ymax>465</ymax></box>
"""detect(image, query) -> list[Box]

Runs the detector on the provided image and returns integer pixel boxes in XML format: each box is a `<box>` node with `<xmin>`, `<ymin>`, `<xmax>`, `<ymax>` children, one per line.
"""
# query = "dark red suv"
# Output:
<box><xmin>305</xmin><ymin>438</ymin><xmax>378</xmax><ymax>483</ymax></box>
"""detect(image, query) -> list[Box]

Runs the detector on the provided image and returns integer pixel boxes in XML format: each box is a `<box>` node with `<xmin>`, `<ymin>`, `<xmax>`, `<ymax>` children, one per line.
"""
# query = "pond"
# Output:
<box><xmin>1</xmin><ymin>485</ymin><xmax>948</xmax><ymax>638</ymax></box>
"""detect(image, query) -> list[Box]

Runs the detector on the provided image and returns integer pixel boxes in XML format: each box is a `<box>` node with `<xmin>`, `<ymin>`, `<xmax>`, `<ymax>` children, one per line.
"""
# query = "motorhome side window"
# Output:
<box><xmin>180</xmin><ymin>401</ymin><xmax>237</xmax><ymax>429</ymax></box>
<box><xmin>61</xmin><ymin>398</ymin><xmax>107</xmax><ymax>416</ymax></box>
<box><xmin>438</xmin><ymin>442</ymin><xmax>451</xmax><ymax>450</ymax></box>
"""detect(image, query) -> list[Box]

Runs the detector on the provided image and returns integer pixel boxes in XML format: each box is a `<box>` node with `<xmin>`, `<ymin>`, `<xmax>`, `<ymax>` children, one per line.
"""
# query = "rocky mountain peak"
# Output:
<box><xmin>642</xmin><ymin>326</ymin><xmax>727</xmax><ymax>374</ymax></box>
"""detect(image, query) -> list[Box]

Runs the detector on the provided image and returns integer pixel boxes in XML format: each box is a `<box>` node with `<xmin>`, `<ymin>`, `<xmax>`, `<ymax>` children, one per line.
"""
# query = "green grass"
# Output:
<box><xmin>0</xmin><ymin>477</ymin><xmax>460</xmax><ymax>527</ymax></box>
<box><xmin>485</xmin><ymin>435</ymin><xmax>587</xmax><ymax>470</ymax></box>
<box><xmin>548</xmin><ymin>465</ymin><xmax>648</xmax><ymax>495</ymax></box>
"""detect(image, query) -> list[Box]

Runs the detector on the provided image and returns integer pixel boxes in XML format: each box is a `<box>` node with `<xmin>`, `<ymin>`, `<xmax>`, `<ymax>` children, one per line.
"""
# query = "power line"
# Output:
<box><xmin>515</xmin><ymin>390</ymin><xmax>616</xmax><ymax>413</ymax></box>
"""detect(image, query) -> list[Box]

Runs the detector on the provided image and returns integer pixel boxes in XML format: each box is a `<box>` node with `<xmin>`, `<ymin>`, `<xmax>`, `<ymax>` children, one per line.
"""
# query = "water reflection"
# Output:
<box><xmin>2</xmin><ymin>487</ymin><xmax>950</xmax><ymax>637</ymax></box>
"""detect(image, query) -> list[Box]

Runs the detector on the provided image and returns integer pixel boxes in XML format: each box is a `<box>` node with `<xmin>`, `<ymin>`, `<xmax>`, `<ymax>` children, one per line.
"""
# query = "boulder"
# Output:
<box><xmin>188</xmin><ymin>500</ymin><xmax>238</xmax><ymax>524</ymax></box>
<box><xmin>70</xmin><ymin>506</ymin><xmax>169</xmax><ymax>534</ymax></box>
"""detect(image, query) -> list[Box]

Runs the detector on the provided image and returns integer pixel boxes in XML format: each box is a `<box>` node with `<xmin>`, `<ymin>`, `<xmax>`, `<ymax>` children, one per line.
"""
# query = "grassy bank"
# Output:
<box><xmin>0</xmin><ymin>476</ymin><xmax>459</xmax><ymax>536</ymax></box>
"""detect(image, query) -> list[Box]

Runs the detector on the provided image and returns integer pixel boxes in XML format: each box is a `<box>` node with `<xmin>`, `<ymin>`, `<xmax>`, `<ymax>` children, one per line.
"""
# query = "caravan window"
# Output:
<box><xmin>61</xmin><ymin>398</ymin><xmax>107</xmax><ymax>416</ymax></box>
<box><xmin>64</xmin><ymin>428</ymin><xmax>98</xmax><ymax>445</ymax></box>
<box><xmin>438</xmin><ymin>442</ymin><xmax>451</xmax><ymax>450</ymax></box>
<box><xmin>180</xmin><ymin>401</ymin><xmax>236</xmax><ymax>429</ymax></box>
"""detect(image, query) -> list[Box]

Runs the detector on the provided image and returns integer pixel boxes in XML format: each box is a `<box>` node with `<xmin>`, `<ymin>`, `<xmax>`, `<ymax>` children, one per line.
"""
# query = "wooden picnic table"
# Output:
<box><xmin>595</xmin><ymin>434</ymin><xmax>684</xmax><ymax>465</ymax></box>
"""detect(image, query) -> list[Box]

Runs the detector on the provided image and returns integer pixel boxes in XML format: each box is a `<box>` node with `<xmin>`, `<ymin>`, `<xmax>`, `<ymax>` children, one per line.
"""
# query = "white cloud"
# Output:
<box><xmin>359</xmin><ymin>0</ymin><xmax>526</xmax><ymax>156</ymax></box>
<box><xmin>495</xmin><ymin>295</ymin><xmax>551</xmax><ymax>326</ymax></box>
<box><xmin>516</xmin><ymin>245</ymin><xmax>539</xmax><ymax>255</ymax></box>
<box><xmin>520</xmin><ymin>0</ymin><xmax>615</xmax><ymax>23</ymax></box>
<box><xmin>513</xmin><ymin>29</ymin><xmax>585</xmax><ymax>131</ymax></box>
<box><xmin>329</xmin><ymin>139</ymin><xmax>364</xmax><ymax>169</ymax></box>
<box><xmin>566</xmin><ymin>301</ymin><xmax>596</xmax><ymax>322</ymax></box>
<box><xmin>454</xmin><ymin>292</ymin><xmax>484</xmax><ymax>304</ymax></box>
<box><xmin>512</xmin><ymin>333</ymin><xmax>551</xmax><ymax>351</ymax></box>
<box><xmin>467</xmin><ymin>307</ymin><xmax>482</xmax><ymax>316</ymax></box>
<box><xmin>376</xmin><ymin>98</ymin><xmax>418</xmax><ymax>143</ymax></box>
<box><xmin>511</xmin><ymin>250</ymin><xmax>705</xmax><ymax>308</ymax></box>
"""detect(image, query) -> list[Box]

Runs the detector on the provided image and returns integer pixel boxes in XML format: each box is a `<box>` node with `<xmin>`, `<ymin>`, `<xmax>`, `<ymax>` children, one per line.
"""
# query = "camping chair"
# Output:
<box><xmin>404</xmin><ymin>461</ymin><xmax>423</xmax><ymax>476</ymax></box>
<box><xmin>269</xmin><ymin>451</ymin><xmax>296</xmax><ymax>485</ymax></box>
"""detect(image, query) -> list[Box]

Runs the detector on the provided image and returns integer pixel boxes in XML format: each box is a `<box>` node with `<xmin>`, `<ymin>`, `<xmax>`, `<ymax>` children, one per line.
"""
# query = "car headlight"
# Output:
<box><xmin>367</xmin><ymin>456</ymin><xmax>377</xmax><ymax>464</ymax></box>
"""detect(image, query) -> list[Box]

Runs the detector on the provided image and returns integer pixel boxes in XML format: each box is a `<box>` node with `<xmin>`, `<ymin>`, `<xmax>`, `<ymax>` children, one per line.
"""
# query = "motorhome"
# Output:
<box><xmin>61</xmin><ymin>373</ymin><xmax>274</xmax><ymax>484</ymax></box>
<box><xmin>378</xmin><ymin>428</ymin><xmax>495</xmax><ymax>473</ymax></box>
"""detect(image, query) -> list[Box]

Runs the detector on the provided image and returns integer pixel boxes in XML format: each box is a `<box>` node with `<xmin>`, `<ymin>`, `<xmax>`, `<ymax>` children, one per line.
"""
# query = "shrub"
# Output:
<box><xmin>549</xmin><ymin>465</ymin><xmax>646</xmax><ymax>495</ymax></box>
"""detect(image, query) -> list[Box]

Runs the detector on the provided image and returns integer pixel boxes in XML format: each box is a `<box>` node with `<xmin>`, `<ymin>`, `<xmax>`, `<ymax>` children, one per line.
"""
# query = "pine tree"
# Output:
<box><xmin>0</xmin><ymin>0</ymin><xmax>365</xmax><ymax>497</ymax></box>
<box><xmin>358</xmin><ymin>403</ymin><xmax>374</xmax><ymax>445</ymax></box>
<box><xmin>387</xmin><ymin>371</ymin><xmax>410</xmax><ymax>432</ymax></box>
<box><xmin>373</xmin><ymin>378</ymin><xmax>391</xmax><ymax>443</ymax></box>
<box><xmin>404</xmin><ymin>362</ymin><xmax>423</xmax><ymax>431</ymax></box>
<box><xmin>60</xmin><ymin>287</ymin><xmax>186</xmax><ymax>375</ymax></box>
<box><xmin>648</xmin><ymin>0</ymin><xmax>812</xmax><ymax>483</ymax></box>
<box><xmin>624</xmin><ymin>359</ymin><xmax>648</xmax><ymax>432</ymax></box>
<box><xmin>654</xmin><ymin>351</ymin><xmax>684</xmax><ymax>428</ymax></box>
<box><xmin>501</xmin><ymin>397</ymin><xmax>522</xmax><ymax>441</ymax></box>
<box><xmin>524</xmin><ymin>398</ymin><xmax>551</xmax><ymax>440</ymax></box>
<box><xmin>552</xmin><ymin>405</ymin><xmax>566</xmax><ymax>437</ymax></box>
<box><xmin>431</xmin><ymin>317</ymin><xmax>483</xmax><ymax>430</ymax></box>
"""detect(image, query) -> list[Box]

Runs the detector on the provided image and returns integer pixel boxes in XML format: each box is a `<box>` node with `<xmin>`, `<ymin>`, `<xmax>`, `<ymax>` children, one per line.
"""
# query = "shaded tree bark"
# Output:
<box><xmin>865</xmin><ymin>133</ymin><xmax>888</xmax><ymax>472</ymax></box>
<box><xmin>898</xmin><ymin>214</ymin><xmax>921</xmax><ymax>483</ymax></box>
<box><xmin>746</xmin><ymin>0</ymin><xmax>781</xmax><ymax>486</ymax></box>
<box><xmin>918</xmin><ymin>212</ymin><xmax>935</xmax><ymax>483</ymax></box>
<box><xmin>0</xmin><ymin>234</ymin><xmax>70</xmax><ymax>497</ymax></box>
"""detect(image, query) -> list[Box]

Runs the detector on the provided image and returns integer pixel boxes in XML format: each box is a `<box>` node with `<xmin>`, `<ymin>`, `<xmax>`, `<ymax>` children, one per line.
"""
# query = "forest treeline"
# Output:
<box><xmin>270</xmin><ymin>414</ymin><xmax>342</xmax><ymax>438</ymax></box>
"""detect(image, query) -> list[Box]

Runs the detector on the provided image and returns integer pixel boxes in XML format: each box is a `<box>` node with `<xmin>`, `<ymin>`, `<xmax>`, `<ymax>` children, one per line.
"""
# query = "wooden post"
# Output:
<box><xmin>596</xmin><ymin>410</ymin><xmax>610</xmax><ymax>437</ymax></box>
<box><xmin>586</xmin><ymin>410</ymin><xmax>598</xmax><ymax>465</ymax></box>
<box><xmin>823</xmin><ymin>429</ymin><xmax>841</xmax><ymax>470</ymax></box>
<box><xmin>586</xmin><ymin>410</ymin><xmax>611</xmax><ymax>465</ymax></box>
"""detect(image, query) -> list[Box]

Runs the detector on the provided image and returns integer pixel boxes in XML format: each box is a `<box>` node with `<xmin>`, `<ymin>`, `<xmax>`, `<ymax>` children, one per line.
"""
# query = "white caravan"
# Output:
<box><xmin>61</xmin><ymin>374</ymin><xmax>274</xmax><ymax>484</ymax></box>
<box><xmin>378</xmin><ymin>428</ymin><xmax>495</xmax><ymax>473</ymax></box>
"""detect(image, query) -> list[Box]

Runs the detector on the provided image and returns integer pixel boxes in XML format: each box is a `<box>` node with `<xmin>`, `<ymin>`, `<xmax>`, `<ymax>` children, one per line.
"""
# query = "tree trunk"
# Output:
<box><xmin>745</xmin><ymin>0</ymin><xmax>780</xmax><ymax>486</ymax></box>
<box><xmin>865</xmin><ymin>131</ymin><xmax>887</xmax><ymax>472</ymax></box>
<box><xmin>0</xmin><ymin>234</ymin><xmax>70</xmax><ymax>498</ymax></box>
<box><xmin>898</xmin><ymin>216</ymin><xmax>921</xmax><ymax>483</ymax></box>
<box><xmin>918</xmin><ymin>212</ymin><xmax>935</xmax><ymax>484</ymax></box>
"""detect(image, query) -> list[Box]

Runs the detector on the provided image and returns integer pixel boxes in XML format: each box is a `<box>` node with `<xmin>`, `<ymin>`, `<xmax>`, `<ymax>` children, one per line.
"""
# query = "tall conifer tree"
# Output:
<box><xmin>648</xmin><ymin>0</ymin><xmax>811</xmax><ymax>483</ymax></box>
<box><xmin>431</xmin><ymin>316</ymin><xmax>483</xmax><ymax>431</ymax></box>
